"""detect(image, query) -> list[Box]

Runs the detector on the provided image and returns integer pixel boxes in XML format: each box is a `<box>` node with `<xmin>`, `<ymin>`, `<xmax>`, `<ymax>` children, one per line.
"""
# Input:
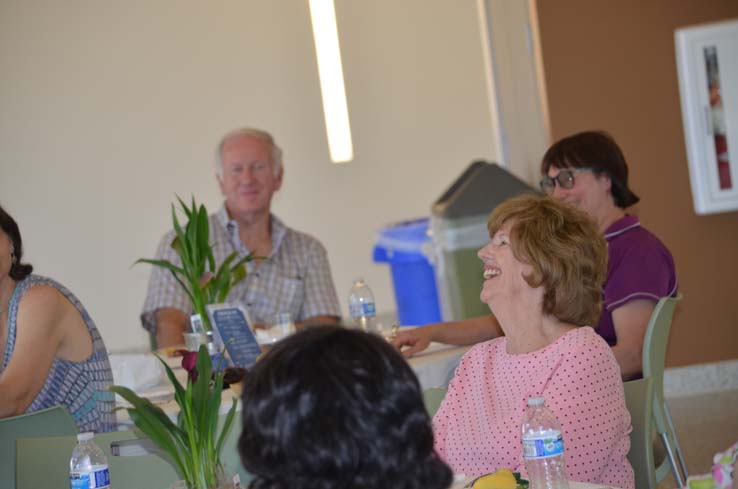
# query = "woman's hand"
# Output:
<box><xmin>392</xmin><ymin>327</ymin><xmax>434</xmax><ymax>357</ymax></box>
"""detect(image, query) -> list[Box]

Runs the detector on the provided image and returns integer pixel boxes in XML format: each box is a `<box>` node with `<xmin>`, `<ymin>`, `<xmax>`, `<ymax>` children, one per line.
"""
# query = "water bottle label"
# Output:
<box><xmin>90</xmin><ymin>467</ymin><xmax>110</xmax><ymax>488</ymax></box>
<box><xmin>70</xmin><ymin>466</ymin><xmax>110</xmax><ymax>489</ymax></box>
<box><xmin>70</xmin><ymin>474</ymin><xmax>90</xmax><ymax>489</ymax></box>
<box><xmin>349</xmin><ymin>302</ymin><xmax>376</xmax><ymax>318</ymax></box>
<box><xmin>361</xmin><ymin>302</ymin><xmax>376</xmax><ymax>315</ymax></box>
<box><xmin>522</xmin><ymin>432</ymin><xmax>565</xmax><ymax>459</ymax></box>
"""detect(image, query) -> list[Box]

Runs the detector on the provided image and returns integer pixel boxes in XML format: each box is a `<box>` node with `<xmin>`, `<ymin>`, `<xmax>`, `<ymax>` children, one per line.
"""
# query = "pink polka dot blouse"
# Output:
<box><xmin>433</xmin><ymin>327</ymin><xmax>634</xmax><ymax>489</ymax></box>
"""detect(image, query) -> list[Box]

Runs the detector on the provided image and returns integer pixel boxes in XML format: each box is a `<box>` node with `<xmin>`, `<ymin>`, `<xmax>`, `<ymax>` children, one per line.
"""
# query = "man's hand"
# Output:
<box><xmin>392</xmin><ymin>326</ymin><xmax>434</xmax><ymax>358</ymax></box>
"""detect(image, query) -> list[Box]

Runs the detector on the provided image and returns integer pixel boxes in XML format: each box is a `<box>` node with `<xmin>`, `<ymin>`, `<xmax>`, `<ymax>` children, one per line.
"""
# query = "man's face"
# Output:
<box><xmin>218</xmin><ymin>135</ymin><xmax>282</xmax><ymax>218</ymax></box>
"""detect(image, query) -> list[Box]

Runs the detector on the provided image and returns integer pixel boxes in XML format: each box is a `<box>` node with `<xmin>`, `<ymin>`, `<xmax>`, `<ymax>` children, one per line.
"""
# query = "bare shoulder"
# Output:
<box><xmin>20</xmin><ymin>283</ymin><xmax>63</xmax><ymax>307</ymax></box>
<box><xmin>16</xmin><ymin>284</ymin><xmax>66</xmax><ymax>325</ymax></box>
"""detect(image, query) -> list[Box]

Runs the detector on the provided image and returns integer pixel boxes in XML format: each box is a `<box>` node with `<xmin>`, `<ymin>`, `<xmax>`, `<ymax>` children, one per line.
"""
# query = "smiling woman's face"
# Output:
<box><xmin>477</xmin><ymin>220</ymin><xmax>535</xmax><ymax>307</ymax></box>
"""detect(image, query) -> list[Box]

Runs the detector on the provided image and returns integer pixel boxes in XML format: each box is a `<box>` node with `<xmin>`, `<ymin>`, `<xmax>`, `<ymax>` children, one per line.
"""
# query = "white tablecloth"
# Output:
<box><xmin>407</xmin><ymin>342</ymin><xmax>470</xmax><ymax>390</ymax></box>
<box><xmin>111</xmin><ymin>340</ymin><xmax>469</xmax><ymax>425</ymax></box>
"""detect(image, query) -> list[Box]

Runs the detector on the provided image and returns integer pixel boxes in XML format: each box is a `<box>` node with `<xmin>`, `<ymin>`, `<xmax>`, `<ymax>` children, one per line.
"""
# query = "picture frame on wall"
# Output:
<box><xmin>675</xmin><ymin>19</ymin><xmax>738</xmax><ymax>215</ymax></box>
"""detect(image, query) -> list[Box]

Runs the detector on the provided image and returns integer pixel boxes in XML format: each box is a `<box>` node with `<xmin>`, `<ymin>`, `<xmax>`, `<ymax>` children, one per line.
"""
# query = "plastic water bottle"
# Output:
<box><xmin>70</xmin><ymin>432</ymin><xmax>111</xmax><ymax>489</ymax></box>
<box><xmin>348</xmin><ymin>278</ymin><xmax>378</xmax><ymax>333</ymax></box>
<box><xmin>521</xmin><ymin>397</ymin><xmax>569</xmax><ymax>489</ymax></box>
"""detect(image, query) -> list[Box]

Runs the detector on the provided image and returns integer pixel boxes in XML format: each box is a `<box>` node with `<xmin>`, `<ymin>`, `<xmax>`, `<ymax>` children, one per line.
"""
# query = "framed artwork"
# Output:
<box><xmin>675</xmin><ymin>19</ymin><xmax>738</xmax><ymax>215</ymax></box>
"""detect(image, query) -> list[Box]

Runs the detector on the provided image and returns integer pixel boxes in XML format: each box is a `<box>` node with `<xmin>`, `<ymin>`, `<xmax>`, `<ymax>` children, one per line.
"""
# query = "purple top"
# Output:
<box><xmin>598</xmin><ymin>215</ymin><xmax>678</xmax><ymax>346</ymax></box>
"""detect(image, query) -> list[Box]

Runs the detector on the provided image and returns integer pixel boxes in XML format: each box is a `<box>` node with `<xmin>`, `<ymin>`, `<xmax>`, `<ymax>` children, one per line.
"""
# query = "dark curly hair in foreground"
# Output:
<box><xmin>238</xmin><ymin>325</ymin><xmax>453</xmax><ymax>489</ymax></box>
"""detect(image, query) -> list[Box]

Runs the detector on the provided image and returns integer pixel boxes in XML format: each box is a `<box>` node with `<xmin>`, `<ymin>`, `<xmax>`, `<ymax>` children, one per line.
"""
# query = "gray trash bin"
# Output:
<box><xmin>430</xmin><ymin>161</ymin><xmax>536</xmax><ymax>321</ymax></box>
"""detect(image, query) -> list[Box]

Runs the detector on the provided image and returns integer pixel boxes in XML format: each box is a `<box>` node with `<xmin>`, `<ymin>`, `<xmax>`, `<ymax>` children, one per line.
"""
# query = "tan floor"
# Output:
<box><xmin>656</xmin><ymin>389</ymin><xmax>738</xmax><ymax>489</ymax></box>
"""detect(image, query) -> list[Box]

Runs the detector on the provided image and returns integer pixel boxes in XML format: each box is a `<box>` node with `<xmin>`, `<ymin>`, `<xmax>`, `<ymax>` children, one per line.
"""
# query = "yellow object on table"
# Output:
<box><xmin>473</xmin><ymin>468</ymin><xmax>518</xmax><ymax>489</ymax></box>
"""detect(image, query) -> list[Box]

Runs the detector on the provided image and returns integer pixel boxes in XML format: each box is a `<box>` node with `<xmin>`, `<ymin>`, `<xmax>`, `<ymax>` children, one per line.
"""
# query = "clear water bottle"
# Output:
<box><xmin>521</xmin><ymin>397</ymin><xmax>569</xmax><ymax>489</ymax></box>
<box><xmin>348</xmin><ymin>278</ymin><xmax>378</xmax><ymax>333</ymax></box>
<box><xmin>70</xmin><ymin>432</ymin><xmax>111</xmax><ymax>489</ymax></box>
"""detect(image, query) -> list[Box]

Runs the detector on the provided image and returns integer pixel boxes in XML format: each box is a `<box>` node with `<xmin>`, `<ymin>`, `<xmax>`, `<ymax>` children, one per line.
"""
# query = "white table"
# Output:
<box><xmin>111</xmin><ymin>340</ymin><xmax>470</xmax><ymax>425</ymax></box>
<box><xmin>407</xmin><ymin>342</ymin><xmax>470</xmax><ymax>390</ymax></box>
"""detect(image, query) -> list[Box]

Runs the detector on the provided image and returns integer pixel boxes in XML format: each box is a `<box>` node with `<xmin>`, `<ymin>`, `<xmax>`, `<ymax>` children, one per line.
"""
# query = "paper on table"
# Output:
<box><xmin>110</xmin><ymin>354</ymin><xmax>164</xmax><ymax>393</ymax></box>
<box><xmin>414</xmin><ymin>341</ymin><xmax>465</xmax><ymax>357</ymax></box>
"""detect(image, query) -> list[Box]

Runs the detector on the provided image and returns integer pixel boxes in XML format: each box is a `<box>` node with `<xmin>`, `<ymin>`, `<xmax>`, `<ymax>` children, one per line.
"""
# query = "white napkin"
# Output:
<box><xmin>109</xmin><ymin>354</ymin><xmax>165</xmax><ymax>393</ymax></box>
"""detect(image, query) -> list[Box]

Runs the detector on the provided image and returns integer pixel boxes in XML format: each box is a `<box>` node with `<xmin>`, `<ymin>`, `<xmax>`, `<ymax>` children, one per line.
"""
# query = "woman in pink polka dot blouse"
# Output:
<box><xmin>433</xmin><ymin>194</ymin><xmax>634</xmax><ymax>489</ymax></box>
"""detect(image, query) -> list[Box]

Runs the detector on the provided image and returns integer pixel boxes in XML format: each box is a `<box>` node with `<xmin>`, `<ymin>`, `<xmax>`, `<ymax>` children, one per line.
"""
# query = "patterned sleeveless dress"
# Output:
<box><xmin>1</xmin><ymin>275</ymin><xmax>115</xmax><ymax>432</ymax></box>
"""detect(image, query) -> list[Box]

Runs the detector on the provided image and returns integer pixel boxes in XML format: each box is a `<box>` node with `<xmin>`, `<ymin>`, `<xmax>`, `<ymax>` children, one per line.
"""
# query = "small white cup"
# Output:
<box><xmin>183</xmin><ymin>332</ymin><xmax>206</xmax><ymax>352</ymax></box>
<box><xmin>255</xmin><ymin>312</ymin><xmax>296</xmax><ymax>345</ymax></box>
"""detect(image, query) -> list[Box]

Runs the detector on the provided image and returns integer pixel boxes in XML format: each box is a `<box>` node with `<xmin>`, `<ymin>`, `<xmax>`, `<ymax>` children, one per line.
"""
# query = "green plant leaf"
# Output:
<box><xmin>134</xmin><ymin>258</ymin><xmax>185</xmax><ymax>275</ymax></box>
<box><xmin>230</xmin><ymin>264</ymin><xmax>247</xmax><ymax>286</ymax></box>
<box><xmin>171</xmin><ymin>203</ymin><xmax>186</xmax><ymax>247</ymax></box>
<box><xmin>155</xmin><ymin>355</ymin><xmax>187</xmax><ymax>416</ymax></box>
<box><xmin>109</xmin><ymin>386</ymin><xmax>182</xmax><ymax>435</ymax></box>
<box><xmin>211</xmin><ymin>261</ymin><xmax>236</xmax><ymax>304</ymax></box>
<box><xmin>215</xmin><ymin>398</ymin><xmax>238</xmax><ymax>461</ymax></box>
<box><xmin>197</xmin><ymin>204</ymin><xmax>211</xmax><ymax>274</ymax></box>
<box><xmin>128</xmin><ymin>408</ymin><xmax>191</xmax><ymax>482</ymax></box>
<box><xmin>192</xmin><ymin>346</ymin><xmax>213</xmax><ymax>431</ymax></box>
<box><xmin>186</xmin><ymin>206</ymin><xmax>201</xmax><ymax>276</ymax></box>
<box><xmin>176</xmin><ymin>195</ymin><xmax>193</xmax><ymax>220</ymax></box>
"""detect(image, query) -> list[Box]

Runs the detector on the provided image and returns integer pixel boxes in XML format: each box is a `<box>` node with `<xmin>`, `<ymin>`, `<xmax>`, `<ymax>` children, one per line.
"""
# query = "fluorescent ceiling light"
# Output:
<box><xmin>309</xmin><ymin>0</ymin><xmax>354</xmax><ymax>163</ymax></box>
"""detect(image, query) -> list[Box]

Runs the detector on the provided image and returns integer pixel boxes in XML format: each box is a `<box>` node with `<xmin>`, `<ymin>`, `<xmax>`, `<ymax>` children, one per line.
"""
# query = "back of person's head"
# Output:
<box><xmin>540</xmin><ymin>130</ymin><xmax>640</xmax><ymax>208</ymax></box>
<box><xmin>487</xmin><ymin>194</ymin><xmax>607</xmax><ymax>326</ymax></box>
<box><xmin>0</xmin><ymin>204</ymin><xmax>33</xmax><ymax>281</ymax></box>
<box><xmin>238</xmin><ymin>325</ymin><xmax>452</xmax><ymax>489</ymax></box>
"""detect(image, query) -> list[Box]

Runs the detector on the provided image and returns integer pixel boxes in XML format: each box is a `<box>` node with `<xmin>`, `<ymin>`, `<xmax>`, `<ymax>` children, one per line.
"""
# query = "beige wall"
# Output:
<box><xmin>535</xmin><ymin>0</ymin><xmax>738</xmax><ymax>367</ymax></box>
<box><xmin>0</xmin><ymin>1</ymin><xmax>497</xmax><ymax>351</ymax></box>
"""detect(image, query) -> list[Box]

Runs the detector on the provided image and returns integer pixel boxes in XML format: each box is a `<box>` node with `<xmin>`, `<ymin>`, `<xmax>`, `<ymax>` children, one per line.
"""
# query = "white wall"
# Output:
<box><xmin>0</xmin><ymin>0</ymin><xmax>497</xmax><ymax>351</ymax></box>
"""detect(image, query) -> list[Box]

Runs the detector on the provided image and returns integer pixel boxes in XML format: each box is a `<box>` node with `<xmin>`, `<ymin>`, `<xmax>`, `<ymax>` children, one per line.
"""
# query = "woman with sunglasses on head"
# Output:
<box><xmin>393</xmin><ymin>130</ymin><xmax>677</xmax><ymax>380</ymax></box>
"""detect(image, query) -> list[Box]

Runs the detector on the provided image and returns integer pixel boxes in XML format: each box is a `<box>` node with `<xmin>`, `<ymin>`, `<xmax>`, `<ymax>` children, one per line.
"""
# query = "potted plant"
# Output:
<box><xmin>137</xmin><ymin>196</ymin><xmax>255</xmax><ymax>333</ymax></box>
<box><xmin>110</xmin><ymin>346</ymin><xmax>239</xmax><ymax>489</ymax></box>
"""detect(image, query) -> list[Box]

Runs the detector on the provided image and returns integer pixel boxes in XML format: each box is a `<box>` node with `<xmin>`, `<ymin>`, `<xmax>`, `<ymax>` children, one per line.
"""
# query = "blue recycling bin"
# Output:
<box><xmin>373</xmin><ymin>218</ymin><xmax>441</xmax><ymax>326</ymax></box>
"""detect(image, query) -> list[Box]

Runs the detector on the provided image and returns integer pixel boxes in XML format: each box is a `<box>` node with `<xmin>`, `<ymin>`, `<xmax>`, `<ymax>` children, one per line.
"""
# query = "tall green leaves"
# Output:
<box><xmin>136</xmin><ymin>196</ymin><xmax>255</xmax><ymax>331</ymax></box>
<box><xmin>110</xmin><ymin>345</ymin><xmax>239</xmax><ymax>489</ymax></box>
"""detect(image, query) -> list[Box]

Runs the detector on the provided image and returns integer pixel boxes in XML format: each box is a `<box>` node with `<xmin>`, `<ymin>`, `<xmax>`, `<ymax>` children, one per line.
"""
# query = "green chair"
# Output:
<box><xmin>423</xmin><ymin>387</ymin><xmax>447</xmax><ymax>417</ymax></box>
<box><xmin>0</xmin><ymin>405</ymin><xmax>78</xmax><ymax>489</ymax></box>
<box><xmin>17</xmin><ymin>430</ymin><xmax>178</xmax><ymax>489</ymax></box>
<box><xmin>642</xmin><ymin>293</ymin><xmax>688</xmax><ymax>488</ymax></box>
<box><xmin>16</xmin><ymin>415</ymin><xmax>251</xmax><ymax>489</ymax></box>
<box><xmin>623</xmin><ymin>377</ymin><xmax>657</xmax><ymax>489</ymax></box>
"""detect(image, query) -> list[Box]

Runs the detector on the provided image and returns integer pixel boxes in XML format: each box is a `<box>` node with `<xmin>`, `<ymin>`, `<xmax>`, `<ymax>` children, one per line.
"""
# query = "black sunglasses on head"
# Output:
<box><xmin>539</xmin><ymin>168</ymin><xmax>592</xmax><ymax>194</ymax></box>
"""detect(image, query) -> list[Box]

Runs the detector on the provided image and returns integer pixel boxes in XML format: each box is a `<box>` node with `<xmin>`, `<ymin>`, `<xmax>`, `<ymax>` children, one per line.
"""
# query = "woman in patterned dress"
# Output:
<box><xmin>0</xmin><ymin>204</ymin><xmax>114</xmax><ymax>432</ymax></box>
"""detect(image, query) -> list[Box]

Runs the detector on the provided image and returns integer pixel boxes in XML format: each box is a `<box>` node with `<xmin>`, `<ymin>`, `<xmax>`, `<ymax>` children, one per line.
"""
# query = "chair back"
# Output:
<box><xmin>642</xmin><ymin>293</ymin><xmax>681</xmax><ymax>404</ymax></box>
<box><xmin>15</xmin><ymin>413</ymin><xmax>252</xmax><ymax>489</ymax></box>
<box><xmin>642</xmin><ymin>293</ymin><xmax>689</xmax><ymax>486</ymax></box>
<box><xmin>0</xmin><ymin>406</ymin><xmax>78</xmax><ymax>488</ymax></box>
<box><xmin>423</xmin><ymin>387</ymin><xmax>447</xmax><ymax>417</ymax></box>
<box><xmin>623</xmin><ymin>377</ymin><xmax>657</xmax><ymax>489</ymax></box>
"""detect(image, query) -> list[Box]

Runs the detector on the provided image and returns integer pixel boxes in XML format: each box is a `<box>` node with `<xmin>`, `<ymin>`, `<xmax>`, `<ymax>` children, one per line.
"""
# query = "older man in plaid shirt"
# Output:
<box><xmin>141</xmin><ymin>128</ymin><xmax>341</xmax><ymax>348</ymax></box>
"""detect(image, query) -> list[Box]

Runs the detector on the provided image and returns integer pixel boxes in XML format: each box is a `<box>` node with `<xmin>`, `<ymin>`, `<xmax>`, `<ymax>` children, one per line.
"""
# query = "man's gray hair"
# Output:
<box><xmin>215</xmin><ymin>127</ymin><xmax>283</xmax><ymax>178</ymax></box>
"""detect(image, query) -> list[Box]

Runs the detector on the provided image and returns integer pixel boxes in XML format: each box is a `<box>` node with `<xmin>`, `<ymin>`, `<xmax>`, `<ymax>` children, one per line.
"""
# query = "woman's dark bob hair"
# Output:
<box><xmin>0</xmin><ymin>204</ymin><xmax>33</xmax><ymax>281</ymax></box>
<box><xmin>541</xmin><ymin>130</ymin><xmax>640</xmax><ymax>209</ymax></box>
<box><xmin>238</xmin><ymin>325</ymin><xmax>453</xmax><ymax>489</ymax></box>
